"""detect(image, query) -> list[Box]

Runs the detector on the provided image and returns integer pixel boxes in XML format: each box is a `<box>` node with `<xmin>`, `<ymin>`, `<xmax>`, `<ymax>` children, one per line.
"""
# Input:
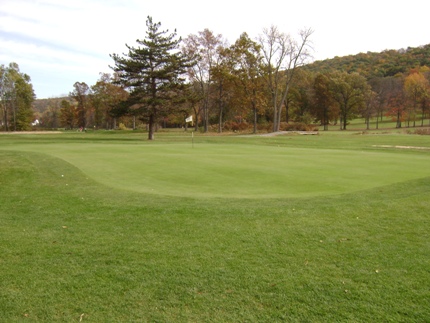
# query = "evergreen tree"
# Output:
<box><xmin>15</xmin><ymin>76</ymin><xmax>35</xmax><ymax>131</ymax></box>
<box><xmin>110</xmin><ymin>16</ymin><xmax>194</xmax><ymax>140</ymax></box>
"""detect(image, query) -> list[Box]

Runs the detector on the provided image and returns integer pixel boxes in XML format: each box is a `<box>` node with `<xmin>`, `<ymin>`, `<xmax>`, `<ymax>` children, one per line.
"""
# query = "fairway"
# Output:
<box><xmin>2</xmin><ymin>133</ymin><xmax>430</xmax><ymax>198</ymax></box>
<box><xmin>1</xmin><ymin>130</ymin><xmax>429</xmax><ymax>322</ymax></box>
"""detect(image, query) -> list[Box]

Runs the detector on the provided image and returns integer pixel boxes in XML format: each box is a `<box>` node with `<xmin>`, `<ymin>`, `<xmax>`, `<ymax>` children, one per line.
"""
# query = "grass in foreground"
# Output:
<box><xmin>0</xmin><ymin>131</ymin><xmax>429</xmax><ymax>322</ymax></box>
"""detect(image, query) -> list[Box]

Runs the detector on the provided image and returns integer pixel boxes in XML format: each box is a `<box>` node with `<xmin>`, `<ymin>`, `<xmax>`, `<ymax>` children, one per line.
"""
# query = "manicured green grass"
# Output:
<box><xmin>0</xmin><ymin>130</ymin><xmax>429</xmax><ymax>322</ymax></box>
<box><xmin>3</xmin><ymin>130</ymin><xmax>430</xmax><ymax>199</ymax></box>
<box><xmin>321</xmin><ymin>116</ymin><xmax>430</xmax><ymax>131</ymax></box>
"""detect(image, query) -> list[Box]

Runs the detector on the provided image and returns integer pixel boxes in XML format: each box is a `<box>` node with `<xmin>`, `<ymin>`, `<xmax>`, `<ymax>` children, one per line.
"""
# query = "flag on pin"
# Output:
<box><xmin>185</xmin><ymin>116</ymin><xmax>193</xmax><ymax>123</ymax></box>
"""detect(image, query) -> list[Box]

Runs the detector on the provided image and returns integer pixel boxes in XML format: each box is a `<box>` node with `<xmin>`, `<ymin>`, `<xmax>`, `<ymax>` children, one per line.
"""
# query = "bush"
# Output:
<box><xmin>414</xmin><ymin>128</ymin><xmax>430</xmax><ymax>135</ymax></box>
<box><xmin>118</xmin><ymin>123</ymin><xmax>128</xmax><ymax>130</ymax></box>
<box><xmin>223</xmin><ymin>121</ymin><xmax>250</xmax><ymax>132</ymax></box>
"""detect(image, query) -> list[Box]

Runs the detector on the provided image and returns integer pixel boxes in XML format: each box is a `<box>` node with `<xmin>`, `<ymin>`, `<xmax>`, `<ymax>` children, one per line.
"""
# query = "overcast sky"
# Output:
<box><xmin>1</xmin><ymin>0</ymin><xmax>428</xmax><ymax>99</ymax></box>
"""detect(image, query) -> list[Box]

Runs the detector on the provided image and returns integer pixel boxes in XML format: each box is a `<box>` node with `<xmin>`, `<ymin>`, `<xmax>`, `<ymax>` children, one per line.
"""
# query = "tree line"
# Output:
<box><xmin>5</xmin><ymin>17</ymin><xmax>430</xmax><ymax>136</ymax></box>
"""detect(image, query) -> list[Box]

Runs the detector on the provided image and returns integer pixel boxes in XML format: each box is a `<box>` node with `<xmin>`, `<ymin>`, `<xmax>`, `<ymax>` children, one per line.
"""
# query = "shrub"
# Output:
<box><xmin>280</xmin><ymin>122</ymin><xmax>308</xmax><ymax>131</ymax></box>
<box><xmin>223</xmin><ymin>121</ymin><xmax>250</xmax><ymax>132</ymax></box>
<box><xmin>414</xmin><ymin>128</ymin><xmax>430</xmax><ymax>135</ymax></box>
<box><xmin>118</xmin><ymin>123</ymin><xmax>128</xmax><ymax>130</ymax></box>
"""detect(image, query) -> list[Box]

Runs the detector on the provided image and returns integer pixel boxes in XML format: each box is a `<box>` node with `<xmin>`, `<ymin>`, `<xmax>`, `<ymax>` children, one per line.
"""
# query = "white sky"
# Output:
<box><xmin>1</xmin><ymin>0</ymin><xmax>428</xmax><ymax>99</ymax></box>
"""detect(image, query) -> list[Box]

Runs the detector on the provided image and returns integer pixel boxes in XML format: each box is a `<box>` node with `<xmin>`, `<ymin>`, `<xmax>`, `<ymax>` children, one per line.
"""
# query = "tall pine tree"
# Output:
<box><xmin>110</xmin><ymin>16</ymin><xmax>193</xmax><ymax>140</ymax></box>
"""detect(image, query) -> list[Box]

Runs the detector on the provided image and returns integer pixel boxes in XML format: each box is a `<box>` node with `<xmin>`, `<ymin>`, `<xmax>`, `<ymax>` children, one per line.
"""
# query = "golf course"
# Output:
<box><xmin>1</xmin><ymin>129</ymin><xmax>429</xmax><ymax>322</ymax></box>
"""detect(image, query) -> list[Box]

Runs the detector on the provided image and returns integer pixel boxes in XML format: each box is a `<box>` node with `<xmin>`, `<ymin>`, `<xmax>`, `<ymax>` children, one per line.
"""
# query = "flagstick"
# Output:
<box><xmin>192</xmin><ymin>131</ymin><xmax>194</xmax><ymax>149</ymax></box>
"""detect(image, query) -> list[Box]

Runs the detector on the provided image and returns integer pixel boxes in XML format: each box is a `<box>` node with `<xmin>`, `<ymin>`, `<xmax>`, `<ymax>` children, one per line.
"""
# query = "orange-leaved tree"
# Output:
<box><xmin>404</xmin><ymin>70</ymin><xmax>430</xmax><ymax>127</ymax></box>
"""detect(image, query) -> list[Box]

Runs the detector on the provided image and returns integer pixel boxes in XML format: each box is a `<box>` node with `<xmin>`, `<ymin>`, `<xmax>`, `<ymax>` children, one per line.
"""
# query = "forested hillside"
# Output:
<box><xmin>304</xmin><ymin>44</ymin><xmax>430</xmax><ymax>77</ymax></box>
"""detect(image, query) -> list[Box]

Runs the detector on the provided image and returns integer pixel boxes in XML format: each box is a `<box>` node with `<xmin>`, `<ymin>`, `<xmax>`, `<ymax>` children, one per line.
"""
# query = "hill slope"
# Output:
<box><xmin>304</xmin><ymin>44</ymin><xmax>430</xmax><ymax>77</ymax></box>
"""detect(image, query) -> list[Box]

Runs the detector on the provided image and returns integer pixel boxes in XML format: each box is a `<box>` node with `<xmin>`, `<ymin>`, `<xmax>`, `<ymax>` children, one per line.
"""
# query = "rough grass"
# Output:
<box><xmin>0</xmin><ymin>131</ymin><xmax>429</xmax><ymax>322</ymax></box>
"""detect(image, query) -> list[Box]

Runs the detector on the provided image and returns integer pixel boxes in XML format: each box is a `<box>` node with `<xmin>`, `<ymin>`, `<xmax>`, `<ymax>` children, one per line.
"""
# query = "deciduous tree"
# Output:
<box><xmin>258</xmin><ymin>26</ymin><xmax>313</xmax><ymax>132</ymax></box>
<box><xmin>228</xmin><ymin>33</ymin><xmax>266</xmax><ymax>133</ymax></box>
<box><xmin>312</xmin><ymin>73</ymin><xmax>334</xmax><ymax>130</ymax></box>
<box><xmin>182</xmin><ymin>29</ymin><xmax>224</xmax><ymax>132</ymax></box>
<box><xmin>91</xmin><ymin>73</ymin><xmax>129</xmax><ymax>129</ymax></box>
<box><xmin>0</xmin><ymin>63</ymin><xmax>35</xmax><ymax>131</ymax></box>
<box><xmin>288</xmin><ymin>69</ymin><xmax>314</xmax><ymax>123</ymax></box>
<box><xmin>70</xmin><ymin>82</ymin><xmax>91</xmax><ymax>129</ymax></box>
<box><xmin>404</xmin><ymin>71</ymin><xmax>429</xmax><ymax>127</ymax></box>
<box><xmin>59</xmin><ymin>99</ymin><xmax>77</xmax><ymax>129</ymax></box>
<box><xmin>41</xmin><ymin>101</ymin><xmax>61</xmax><ymax>129</ymax></box>
<box><xmin>210</xmin><ymin>45</ymin><xmax>235</xmax><ymax>133</ymax></box>
<box><xmin>384</xmin><ymin>76</ymin><xmax>406</xmax><ymax>128</ymax></box>
<box><xmin>360</xmin><ymin>89</ymin><xmax>378</xmax><ymax>130</ymax></box>
<box><xmin>369</xmin><ymin>77</ymin><xmax>390</xmax><ymax>129</ymax></box>
<box><xmin>329</xmin><ymin>72</ymin><xmax>370</xmax><ymax>130</ymax></box>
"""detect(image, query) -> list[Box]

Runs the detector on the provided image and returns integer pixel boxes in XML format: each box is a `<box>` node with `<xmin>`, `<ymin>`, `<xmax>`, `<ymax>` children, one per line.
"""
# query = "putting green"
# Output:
<box><xmin>5</xmin><ymin>142</ymin><xmax>430</xmax><ymax>198</ymax></box>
